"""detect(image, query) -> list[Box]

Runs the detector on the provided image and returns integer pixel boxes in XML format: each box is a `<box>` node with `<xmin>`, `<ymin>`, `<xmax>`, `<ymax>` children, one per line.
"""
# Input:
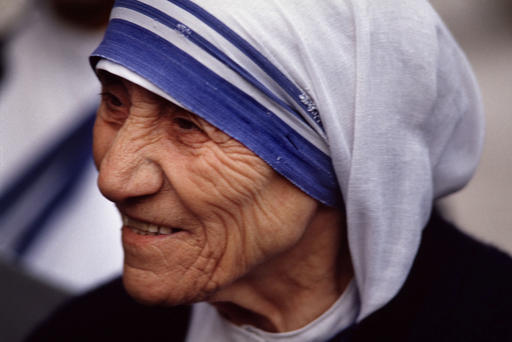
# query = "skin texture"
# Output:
<box><xmin>93</xmin><ymin>72</ymin><xmax>353</xmax><ymax>332</ymax></box>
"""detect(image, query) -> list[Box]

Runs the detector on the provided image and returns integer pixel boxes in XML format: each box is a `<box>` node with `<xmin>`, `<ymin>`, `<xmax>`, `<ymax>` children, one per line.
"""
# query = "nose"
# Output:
<box><xmin>97</xmin><ymin>124</ymin><xmax>164</xmax><ymax>203</ymax></box>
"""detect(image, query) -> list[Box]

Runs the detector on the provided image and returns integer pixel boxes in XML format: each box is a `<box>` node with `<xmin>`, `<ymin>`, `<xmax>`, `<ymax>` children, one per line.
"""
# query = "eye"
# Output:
<box><xmin>99</xmin><ymin>90</ymin><xmax>128</xmax><ymax>126</ymax></box>
<box><xmin>174</xmin><ymin>117</ymin><xmax>200</xmax><ymax>130</ymax></box>
<box><xmin>100</xmin><ymin>92</ymin><xmax>123</xmax><ymax>107</ymax></box>
<box><xmin>171</xmin><ymin>116</ymin><xmax>208</xmax><ymax>145</ymax></box>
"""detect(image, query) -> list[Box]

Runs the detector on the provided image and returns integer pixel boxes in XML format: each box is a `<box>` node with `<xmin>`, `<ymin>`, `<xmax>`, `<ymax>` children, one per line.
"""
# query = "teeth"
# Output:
<box><xmin>159</xmin><ymin>227</ymin><xmax>172</xmax><ymax>235</ymax></box>
<box><xmin>123</xmin><ymin>215</ymin><xmax>175</xmax><ymax>236</ymax></box>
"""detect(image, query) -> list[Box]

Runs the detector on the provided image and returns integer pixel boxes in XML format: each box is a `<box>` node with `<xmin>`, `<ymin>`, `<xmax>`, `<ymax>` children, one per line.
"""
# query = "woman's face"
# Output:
<box><xmin>93</xmin><ymin>73</ymin><xmax>318</xmax><ymax>305</ymax></box>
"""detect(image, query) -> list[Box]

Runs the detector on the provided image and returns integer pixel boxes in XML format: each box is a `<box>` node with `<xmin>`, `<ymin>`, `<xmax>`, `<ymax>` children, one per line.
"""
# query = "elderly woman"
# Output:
<box><xmin>29</xmin><ymin>0</ymin><xmax>512</xmax><ymax>341</ymax></box>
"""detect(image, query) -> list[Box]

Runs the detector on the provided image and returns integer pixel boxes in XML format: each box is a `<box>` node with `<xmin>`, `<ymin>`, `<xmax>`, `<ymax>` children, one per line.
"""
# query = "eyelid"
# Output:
<box><xmin>165</xmin><ymin>103</ymin><xmax>204</xmax><ymax>128</ymax></box>
<box><xmin>99</xmin><ymin>90</ymin><xmax>129</xmax><ymax>126</ymax></box>
<box><xmin>173</xmin><ymin>116</ymin><xmax>202</xmax><ymax>130</ymax></box>
<box><xmin>100</xmin><ymin>79</ymin><xmax>130</xmax><ymax>106</ymax></box>
<box><xmin>100</xmin><ymin>92</ymin><xmax>123</xmax><ymax>107</ymax></box>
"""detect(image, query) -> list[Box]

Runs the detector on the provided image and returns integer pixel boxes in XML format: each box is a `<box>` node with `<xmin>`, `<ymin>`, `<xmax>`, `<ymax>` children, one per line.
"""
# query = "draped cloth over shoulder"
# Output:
<box><xmin>91</xmin><ymin>0</ymin><xmax>484</xmax><ymax>320</ymax></box>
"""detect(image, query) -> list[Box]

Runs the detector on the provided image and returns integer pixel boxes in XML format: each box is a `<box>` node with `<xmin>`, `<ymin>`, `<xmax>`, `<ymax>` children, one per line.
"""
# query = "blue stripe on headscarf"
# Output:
<box><xmin>113</xmin><ymin>0</ymin><xmax>306</xmax><ymax>129</ymax></box>
<box><xmin>91</xmin><ymin>19</ymin><xmax>341</xmax><ymax>206</ymax></box>
<box><xmin>117</xmin><ymin>0</ymin><xmax>324</xmax><ymax>130</ymax></box>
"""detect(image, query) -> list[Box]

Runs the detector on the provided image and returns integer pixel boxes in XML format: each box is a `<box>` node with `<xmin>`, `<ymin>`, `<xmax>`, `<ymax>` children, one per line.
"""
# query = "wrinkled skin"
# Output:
<box><xmin>94</xmin><ymin>72</ymin><xmax>321</xmax><ymax>305</ymax></box>
<box><xmin>93</xmin><ymin>72</ymin><xmax>351</xmax><ymax>331</ymax></box>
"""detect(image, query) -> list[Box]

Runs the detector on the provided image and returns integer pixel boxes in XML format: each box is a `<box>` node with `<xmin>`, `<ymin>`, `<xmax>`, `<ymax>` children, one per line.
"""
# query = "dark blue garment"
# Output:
<box><xmin>26</xmin><ymin>212</ymin><xmax>512</xmax><ymax>341</ymax></box>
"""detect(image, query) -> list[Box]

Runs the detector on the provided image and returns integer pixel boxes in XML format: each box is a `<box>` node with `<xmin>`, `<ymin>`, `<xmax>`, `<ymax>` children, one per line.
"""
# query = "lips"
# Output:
<box><xmin>122</xmin><ymin>215</ymin><xmax>179</xmax><ymax>236</ymax></box>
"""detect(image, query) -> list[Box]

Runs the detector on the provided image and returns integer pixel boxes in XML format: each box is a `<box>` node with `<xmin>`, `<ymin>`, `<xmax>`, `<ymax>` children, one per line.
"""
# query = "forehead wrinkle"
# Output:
<box><xmin>120</xmin><ymin>78</ymin><xmax>169</xmax><ymax>119</ymax></box>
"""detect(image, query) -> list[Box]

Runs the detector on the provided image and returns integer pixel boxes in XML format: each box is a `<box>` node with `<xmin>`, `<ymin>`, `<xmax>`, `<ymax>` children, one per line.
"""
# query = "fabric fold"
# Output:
<box><xmin>91</xmin><ymin>0</ymin><xmax>484</xmax><ymax>320</ymax></box>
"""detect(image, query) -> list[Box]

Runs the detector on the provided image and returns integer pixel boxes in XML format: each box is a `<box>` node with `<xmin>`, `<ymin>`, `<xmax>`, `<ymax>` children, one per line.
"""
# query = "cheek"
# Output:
<box><xmin>251</xmin><ymin>185</ymin><xmax>317</xmax><ymax>258</ymax></box>
<box><xmin>159</xmin><ymin>145</ymin><xmax>272</xmax><ymax>254</ymax></box>
<box><xmin>173</xmin><ymin>146</ymin><xmax>273</xmax><ymax>219</ymax></box>
<box><xmin>164</xmin><ymin>143</ymin><xmax>316</xmax><ymax>264</ymax></box>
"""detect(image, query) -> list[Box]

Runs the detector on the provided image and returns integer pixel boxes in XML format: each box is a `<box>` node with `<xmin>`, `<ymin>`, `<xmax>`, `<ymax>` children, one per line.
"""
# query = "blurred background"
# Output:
<box><xmin>0</xmin><ymin>0</ymin><xmax>510</xmax><ymax>340</ymax></box>
<box><xmin>431</xmin><ymin>0</ymin><xmax>512</xmax><ymax>252</ymax></box>
<box><xmin>0</xmin><ymin>0</ymin><xmax>120</xmax><ymax>340</ymax></box>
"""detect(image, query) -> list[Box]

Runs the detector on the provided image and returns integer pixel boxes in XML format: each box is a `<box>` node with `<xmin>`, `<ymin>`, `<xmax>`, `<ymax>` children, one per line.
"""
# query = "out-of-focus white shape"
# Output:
<box><xmin>0</xmin><ymin>3</ymin><xmax>122</xmax><ymax>293</ymax></box>
<box><xmin>432</xmin><ymin>0</ymin><xmax>512</xmax><ymax>254</ymax></box>
<box><xmin>0</xmin><ymin>0</ymin><xmax>29</xmax><ymax>37</ymax></box>
<box><xmin>23</xmin><ymin>165</ymin><xmax>123</xmax><ymax>292</ymax></box>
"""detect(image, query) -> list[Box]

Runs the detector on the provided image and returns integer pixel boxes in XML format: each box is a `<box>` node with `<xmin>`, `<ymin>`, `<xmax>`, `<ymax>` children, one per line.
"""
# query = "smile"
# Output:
<box><xmin>122</xmin><ymin>215</ymin><xmax>178</xmax><ymax>236</ymax></box>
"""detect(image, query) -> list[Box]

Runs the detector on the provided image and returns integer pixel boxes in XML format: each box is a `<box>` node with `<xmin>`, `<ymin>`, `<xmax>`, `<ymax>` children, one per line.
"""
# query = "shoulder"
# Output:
<box><xmin>347</xmin><ymin>211</ymin><xmax>512</xmax><ymax>341</ymax></box>
<box><xmin>26</xmin><ymin>277</ymin><xmax>191</xmax><ymax>341</ymax></box>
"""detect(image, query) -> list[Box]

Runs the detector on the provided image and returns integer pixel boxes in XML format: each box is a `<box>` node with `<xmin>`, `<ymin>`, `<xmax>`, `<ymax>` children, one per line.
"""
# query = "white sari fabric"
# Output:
<box><xmin>92</xmin><ymin>0</ymin><xmax>484</xmax><ymax>321</ymax></box>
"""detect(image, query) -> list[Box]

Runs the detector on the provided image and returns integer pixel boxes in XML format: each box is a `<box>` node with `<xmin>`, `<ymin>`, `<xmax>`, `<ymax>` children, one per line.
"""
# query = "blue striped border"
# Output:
<box><xmin>121</xmin><ymin>0</ymin><xmax>324</xmax><ymax>131</ymax></box>
<box><xmin>91</xmin><ymin>19</ymin><xmax>341</xmax><ymax>206</ymax></box>
<box><xmin>114</xmin><ymin>0</ymin><xmax>306</xmax><ymax>128</ymax></box>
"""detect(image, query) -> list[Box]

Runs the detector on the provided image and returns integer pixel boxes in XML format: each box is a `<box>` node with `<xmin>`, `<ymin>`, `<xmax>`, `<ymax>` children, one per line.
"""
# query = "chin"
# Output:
<box><xmin>121</xmin><ymin>266</ymin><xmax>211</xmax><ymax>307</ymax></box>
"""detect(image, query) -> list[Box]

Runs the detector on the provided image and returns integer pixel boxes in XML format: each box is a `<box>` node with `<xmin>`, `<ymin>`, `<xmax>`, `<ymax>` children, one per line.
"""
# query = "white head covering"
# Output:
<box><xmin>92</xmin><ymin>0</ymin><xmax>484</xmax><ymax>320</ymax></box>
